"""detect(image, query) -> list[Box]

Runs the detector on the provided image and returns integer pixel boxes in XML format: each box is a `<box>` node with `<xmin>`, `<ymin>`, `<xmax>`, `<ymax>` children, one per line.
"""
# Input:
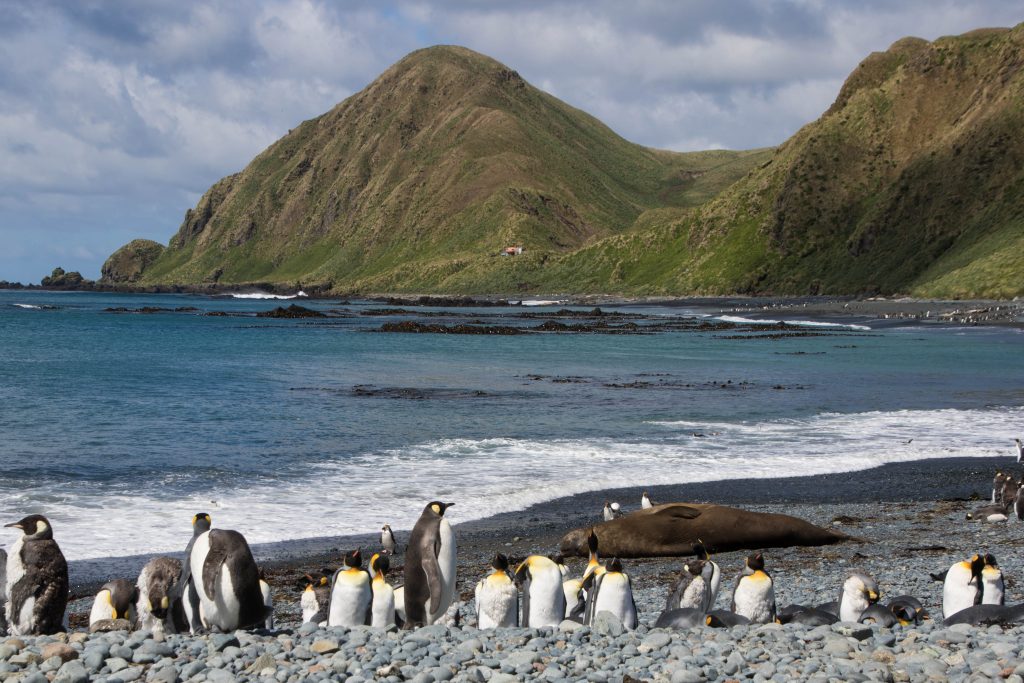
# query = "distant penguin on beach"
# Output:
<box><xmin>4</xmin><ymin>515</ymin><xmax>68</xmax><ymax>635</ymax></box>
<box><xmin>328</xmin><ymin>549</ymin><xmax>371</xmax><ymax>627</ymax></box>
<box><xmin>180</xmin><ymin>512</ymin><xmax>211</xmax><ymax>633</ymax></box>
<box><xmin>475</xmin><ymin>553</ymin><xmax>518</xmax><ymax>628</ymax></box>
<box><xmin>402</xmin><ymin>501</ymin><xmax>457</xmax><ymax>627</ymax></box>
<box><xmin>381</xmin><ymin>524</ymin><xmax>397</xmax><ymax>554</ymax></box>
<box><xmin>838</xmin><ymin>572</ymin><xmax>880</xmax><ymax>622</ymax></box>
<box><xmin>1002</xmin><ymin>476</ymin><xmax>1020</xmax><ymax>510</ymax></box>
<box><xmin>89</xmin><ymin>579</ymin><xmax>138</xmax><ymax>628</ymax></box>
<box><xmin>602</xmin><ymin>502</ymin><xmax>614</xmax><ymax>522</ymax></box>
<box><xmin>183</xmin><ymin>524</ymin><xmax>268</xmax><ymax>631</ymax></box>
<box><xmin>584</xmin><ymin>557</ymin><xmax>639</xmax><ymax>630</ymax></box>
<box><xmin>515</xmin><ymin>555</ymin><xmax>566</xmax><ymax>628</ymax></box>
<box><xmin>137</xmin><ymin>556</ymin><xmax>187</xmax><ymax>635</ymax></box>
<box><xmin>641</xmin><ymin>492</ymin><xmax>653</xmax><ymax>509</ymax></box>
<box><xmin>942</xmin><ymin>554</ymin><xmax>984</xmax><ymax>619</ymax></box>
<box><xmin>1015</xmin><ymin>438</ymin><xmax>1023</xmax><ymax>463</ymax></box>
<box><xmin>369</xmin><ymin>553</ymin><xmax>396</xmax><ymax>628</ymax></box>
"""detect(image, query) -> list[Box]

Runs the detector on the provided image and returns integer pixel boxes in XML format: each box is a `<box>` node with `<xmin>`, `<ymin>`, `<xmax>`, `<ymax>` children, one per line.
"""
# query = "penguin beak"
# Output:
<box><xmin>161</xmin><ymin>596</ymin><xmax>169</xmax><ymax>609</ymax></box>
<box><xmin>3</xmin><ymin>522</ymin><xmax>22</xmax><ymax>529</ymax></box>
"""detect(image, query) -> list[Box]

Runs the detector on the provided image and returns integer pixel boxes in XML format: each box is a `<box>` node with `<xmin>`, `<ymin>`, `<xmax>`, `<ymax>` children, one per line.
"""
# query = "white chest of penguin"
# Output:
<box><xmin>733</xmin><ymin>573</ymin><xmax>775</xmax><ymax>623</ymax></box>
<box><xmin>330</xmin><ymin>570</ymin><xmax>372</xmax><ymax>626</ymax></box>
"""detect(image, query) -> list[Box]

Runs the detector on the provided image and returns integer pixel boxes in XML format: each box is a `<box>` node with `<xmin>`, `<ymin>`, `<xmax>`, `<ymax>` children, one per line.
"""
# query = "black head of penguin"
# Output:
<box><xmin>191</xmin><ymin>513</ymin><xmax>212</xmax><ymax>534</ymax></box>
<box><xmin>4</xmin><ymin>514</ymin><xmax>54</xmax><ymax>540</ymax></box>
<box><xmin>970</xmin><ymin>553</ymin><xmax>985</xmax><ymax>582</ymax></box>
<box><xmin>983</xmin><ymin>553</ymin><xmax>998</xmax><ymax>568</ymax></box>
<box><xmin>425</xmin><ymin>501</ymin><xmax>454</xmax><ymax>516</ymax></box>
<box><xmin>370</xmin><ymin>553</ymin><xmax>390</xmax><ymax>576</ymax></box>
<box><xmin>607</xmin><ymin>557</ymin><xmax>624</xmax><ymax>574</ymax></box>
<box><xmin>693</xmin><ymin>540</ymin><xmax>712</xmax><ymax>560</ymax></box>
<box><xmin>344</xmin><ymin>549</ymin><xmax>363</xmax><ymax>569</ymax></box>
<box><xmin>745</xmin><ymin>552</ymin><xmax>765</xmax><ymax>573</ymax></box>
<box><xmin>492</xmin><ymin>553</ymin><xmax>510</xmax><ymax>572</ymax></box>
<box><xmin>587</xmin><ymin>530</ymin><xmax>599</xmax><ymax>555</ymax></box>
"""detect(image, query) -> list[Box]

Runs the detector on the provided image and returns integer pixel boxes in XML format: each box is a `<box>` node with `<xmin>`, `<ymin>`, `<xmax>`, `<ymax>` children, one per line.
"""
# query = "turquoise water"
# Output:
<box><xmin>2</xmin><ymin>290</ymin><xmax>1022</xmax><ymax>559</ymax></box>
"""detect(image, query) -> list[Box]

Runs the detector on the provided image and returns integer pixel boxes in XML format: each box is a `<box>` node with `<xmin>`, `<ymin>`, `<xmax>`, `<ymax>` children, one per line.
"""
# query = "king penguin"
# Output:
<box><xmin>258</xmin><ymin>569</ymin><xmax>274</xmax><ymax>630</ymax></box>
<box><xmin>329</xmin><ymin>549</ymin><xmax>372</xmax><ymax>627</ymax></box>
<box><xmin>300</xmin><ymin>575</ymin><xmax>331</xmax><ymax>626</ymax></box>
<box><xmin>992</xmin><ymin>471</ymin><xmax>1006</xmax><ymax>504</ymax></box>
<box><xmin>1015</xmin><ymin>438</ymin><xmax>1023</xmax><ymax>463</ymax></box>
<box><xmin>136</xmin><ymin>556</ymin><xmax>188</xmax><ymax>634</ymax></box>
<box><xmin>369</xmin><ymin>553</ymin><xmax>396</xmax><ymax>627</ymax></box>
<box><xmin>666</xmin><ymin>559</ymin><xmax>711</xmax><ymax>613</ymax></box>
<box><xmin>179</xmin><ymin>512</ymin><xmax>211</xmax><ymax>633</ymax></box>
<box><xmin>402</xmin><ymin>501</ymin><xmax>457</xmax><ymax>627</ymax></box>
<box><xmin>475</xmin><ymin>553</ymin><xmax>518</xmax><ymax>628</ymax></box>
<box><xmin>4</xmin><ymin>515</ymin><xmax>68</xmax><ymax>635</ymax></box>
<box><xmin>182</xmin><ymin>523</ymin><xmax>268</xmax><ymax>631</ymax></box>
<box><xmin>583</xmin><ymin>558</ymin><xmax>639</xmax><ymax>630</ymax></box>
<box><xmin>731</xmin><ymin>553</ymin><xmax>776</xmax><ymax>624</ymax></box>
<box><xmin>641</xmin><ymin>492</ymin><xmax>653</xmax><ymax>509</ymax></box>
<box><xmin>980</xmin><ymin>553</ymin><xmax>1004</xmax><ymax>606</ymax></box>
<box><xmin>942</xmin><ymin>554</ymin><xmax>984</xmax><ymax>619</ymax></box>
<box><xmin>89</xmin><ymin>579</ymin><xmax>138</xmax><ymax>628</ymax></box>
<box><xmin>694</xmin><ymin>541</ymin><xmax>721</xmax><ymax>609</ymax></box>
<box><xmin>839</xmin><ymin>572</ymin><xmax>880</xmax><ymax>622</ymax></box>
<box><xmin>515</xmin><ymin>555</ymin><xmax>566</xmax><ymax>628</ymax></box>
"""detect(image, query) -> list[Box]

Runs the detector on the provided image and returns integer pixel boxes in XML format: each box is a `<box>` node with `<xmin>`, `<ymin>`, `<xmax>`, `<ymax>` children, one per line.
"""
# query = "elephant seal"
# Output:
<box><xmin>559</xmin><ymin>503</ymin><xmax>851</xmax><ymax>559</ymax></box>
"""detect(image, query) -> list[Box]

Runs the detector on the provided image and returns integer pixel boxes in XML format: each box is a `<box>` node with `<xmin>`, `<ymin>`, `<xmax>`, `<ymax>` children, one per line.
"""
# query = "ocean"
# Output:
<box><xmin>1</xmin><ymin>290</ymin><xmax>1022</xmax><ymax>561</ymax></box>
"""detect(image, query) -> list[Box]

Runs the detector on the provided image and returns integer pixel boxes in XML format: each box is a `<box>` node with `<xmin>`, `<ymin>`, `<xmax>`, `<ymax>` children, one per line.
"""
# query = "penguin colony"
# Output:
<box><xmin>5</xmin><ymin>457</ymin><xmax>1024</xmax><ymax>637</ymax></box>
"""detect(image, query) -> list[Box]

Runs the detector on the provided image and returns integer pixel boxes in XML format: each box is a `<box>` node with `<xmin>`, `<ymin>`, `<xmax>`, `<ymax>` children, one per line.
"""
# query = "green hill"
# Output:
<box><xmin>107</xmin><ymin>28</ymin><xmax>1024</xmax><ymax>298</ymax></box>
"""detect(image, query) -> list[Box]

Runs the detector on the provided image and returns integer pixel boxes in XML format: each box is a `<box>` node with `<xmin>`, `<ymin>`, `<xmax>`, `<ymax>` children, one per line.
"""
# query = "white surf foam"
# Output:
<box><xmin>716</xmin><ymin>315</ymin><xmax>871</xmax><ymax>331</ymax></box>
<box><xmin>12</xmin><ymin>304</ymin><xmax>41</xmax><ymax>309</ymax></box>
<box><xmin>8</xmin><ymin>405</ymin><xmax>1020</xmax><ymax>560</ymax></box>
<box><xmin>515</xmin><ymin>300</ymin><xmax>567</xmax><ymax>307</ymax></box>
<box><xmin>229</xmin><ymin>290</ymin><xmax>307</xmax><ymax>299</ymax></box>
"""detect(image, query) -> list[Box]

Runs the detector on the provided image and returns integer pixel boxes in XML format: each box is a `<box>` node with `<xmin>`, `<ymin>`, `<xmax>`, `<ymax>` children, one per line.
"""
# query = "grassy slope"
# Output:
<box><xmin>128</xmin><ymin>28</ymin><xmax>1024</xmax><ymax>297</ymax></box>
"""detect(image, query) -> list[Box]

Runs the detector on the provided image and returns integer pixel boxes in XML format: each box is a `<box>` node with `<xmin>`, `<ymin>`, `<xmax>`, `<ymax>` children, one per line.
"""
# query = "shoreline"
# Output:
<box><xmin>67</xmin><ymin>455</ymin><xmax>1003</xmax><ymax>594</ymax></box>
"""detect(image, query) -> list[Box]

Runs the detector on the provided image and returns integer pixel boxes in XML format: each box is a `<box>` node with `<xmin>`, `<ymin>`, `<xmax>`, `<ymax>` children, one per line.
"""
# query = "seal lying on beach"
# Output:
<box><xmin>559</xmin><ymin>503</ymin><xmax>851</xmax><ymax>558</ymax></box>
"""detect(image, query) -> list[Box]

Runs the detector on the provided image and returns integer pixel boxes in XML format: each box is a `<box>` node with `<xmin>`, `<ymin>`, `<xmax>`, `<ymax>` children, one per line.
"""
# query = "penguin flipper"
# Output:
<box><xmin>202</xmin><ymin>540</ymin><xmax>230</xmax><ymax>601</ymax></box>
<box><xmin>421</xmin><ymin>547</ymin><xmax>444</xmax><ymax>616</ymax></box>
<box><xmin>520</xmin><ymin>576</ymin><xmax>531</xmax><ymax>628</ymax></box>
<box><xmin>653</xmin><ymin>505</ymin><xmax>702</xmax><ymax>520</ymax></box>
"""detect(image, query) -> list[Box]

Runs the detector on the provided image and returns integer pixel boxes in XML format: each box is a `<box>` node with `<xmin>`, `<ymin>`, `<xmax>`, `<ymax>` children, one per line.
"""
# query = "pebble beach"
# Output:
<box><xmin>11</xmin><ymin>456</ymin><xmax>1017</xmax><ymax>682</ymax></box>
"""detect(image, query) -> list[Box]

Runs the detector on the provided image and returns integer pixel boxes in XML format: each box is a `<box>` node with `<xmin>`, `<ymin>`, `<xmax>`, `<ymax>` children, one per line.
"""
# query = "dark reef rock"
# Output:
<box><xmin>256</xmin><ymin>304</ymin><xmax>326</xmax><ymax>318</ymax></box>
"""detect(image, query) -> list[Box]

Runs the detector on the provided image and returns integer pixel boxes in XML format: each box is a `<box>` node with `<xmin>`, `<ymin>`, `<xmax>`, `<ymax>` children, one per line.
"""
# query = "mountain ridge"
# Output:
<box><xmin>104</xmin><ymin>31</ymin><xmax>1024</xmax><ymax>298</ymax></box>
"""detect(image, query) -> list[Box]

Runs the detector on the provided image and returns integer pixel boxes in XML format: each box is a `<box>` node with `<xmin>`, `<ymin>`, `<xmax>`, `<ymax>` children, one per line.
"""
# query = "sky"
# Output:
<box><xmin>1</xmin><ymin>1</ymin><xmax>1021</xmax><ymax>283</ymax></box>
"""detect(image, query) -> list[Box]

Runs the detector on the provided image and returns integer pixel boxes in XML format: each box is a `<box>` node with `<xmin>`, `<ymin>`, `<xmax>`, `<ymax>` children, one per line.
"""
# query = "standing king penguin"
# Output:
<box><xmin>180</xmin><ymin>512</ymin><xmax>211</xmax><ymax>633</ymax></box>
<box><xmin>515</xmin><ymin>555</ymin><xmax>566</xmax><ymax>628</ymax></box>
<box><xmin>369</xmin><ymin>553</ymin><xmax>396</xmax><ymax>627</ymax></box>
<box><xmin>584</xmin><ymin>558</ymin><xmax>639</xmax><ymax>630</ymax></box>
<box><xmin>475</xmin><ymin>553</ymin><xmax>518</xmax><ymax>628</ymax></box>
<box><xmin>328</xmin><ymin>549</ymin><xmax>371</xmax><ymax>626</ymax></box>
<box><xmin>403</xmin><ymin>501</ymin><xmax>457</xmax><ymax>627</ymax></box>
<box><xmin>942</xmin><ymin>554</ymin><xmax>984</xmax><ymax>619</ymax></box>
<box><xmin>731</xmin><ymin>553</ymin><xmax>776</xmax><ymax>624</ymax></box>
<box><xmin>182</xmin><ymin>521</ymin><xmax>267</xmax><ymax>631</ymax></box>
<box><xmin>381</xmin><ymin>525</ymin><xmax>397</xmax><ymax>554</ymax></box>
<box><xmin>4</xmin><ymin>515</ymin><xmax>68</xmax><ymax>635</ymax></box>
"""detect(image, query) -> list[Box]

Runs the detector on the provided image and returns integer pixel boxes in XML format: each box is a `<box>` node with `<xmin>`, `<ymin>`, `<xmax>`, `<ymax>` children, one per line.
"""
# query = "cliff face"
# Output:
<box><xmin>107</xmin><ymin>27</ymin><xmax>1024</xmax><ymax>298</ymax></box>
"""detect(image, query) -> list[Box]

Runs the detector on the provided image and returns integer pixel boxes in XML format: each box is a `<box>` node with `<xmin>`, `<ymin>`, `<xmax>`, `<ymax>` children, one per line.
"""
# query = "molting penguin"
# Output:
<box><xmin>858</xmin><ymin>603</ymin><xmax>898</xmax><ymax>627</ymax></box>
<box><xmin>183</xmin><ymin>524</ymin><xmax>268</xmax><ymax>631</ymax></box>
<box><xmin>179</xmin><ymin>512</ymin><xmax>212</xmax><ymax>633</ymax></box>
<box><xmin>730</xmin><ymin>552</ymin><xmax>776</xmax><ymax>624</ymax></box>
<box><xmin>514</xmin><ymin>555</ymin><xmax>566</xmax><ymax>628</ymax></box>
<box><xmin>583</xmin><ymin>558</ymin><xmax>639</xmax><ymax>630</ymax></box>
<box><xmin>474</xmin><ymin>553</ymin><xmax>518</xmax><ymax>628</ymax></box>
<box><xmin>839</xmin><ymin>573</ymin><xmax>880</xmax><ymax>622</ymax></box>
<box><xmin>981</xmin><ymin>554</ymin><xmax>1004</xmax><ymax>606</ymax></box>
<box><xmin>402</xmin><ymin>501</ymin><xmax>457</xmax><ymax>627</ymax></box>
<box><xmin>942</xmin><ymin>554</ymin><xmax>984</xmax><ymax>619</ymax></box>
<box><xmin>369</xmin><ymin>553</ymin><xmax>396</xmax><ymax>628</ymax></box>
<box><xmin>641</xmin><ymin>492</ymin><xmax>653</xmax><ymax>509</ymax></box>
<box><xmin>328</xmin><ymin>549</ymin><xmax>371</xmax><ymax>627</ymax></box>
<box><xmin>1001</xmin><ymin>477</ymin><xmax>1020</xmax><ymax>510</ymax></box>
<box><xmin>137</xmin><ymin>556</ymin><xmax>187</xmax><ymax>635</ymax></box>
<box><xmin>300</xmin><ymin>575</ymin><xmax>330</xmax><ymax>626</ymax></box>
<box><xmin>666</xmin><ymin>559</ymin><xmax>711</xmax><ymax>613</ymax></box>
<box><xmin>992</xmin><ymin>471</ymin><xmax>1006</xmax><ymax>504</ymax></box>
<box><xmin>89</xmin><ymin>579</ymin><xmax>138</xmax><ymax>628</ymax></box>
<box><xmin>4</xmin><ymin>515</ymin><xmax>68</xmax><ymax>635</ymax></box>
<box><xmin>381</xmin><ymin>524</ymin><xmax>397</xmax><ymax>554</ymax></box>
